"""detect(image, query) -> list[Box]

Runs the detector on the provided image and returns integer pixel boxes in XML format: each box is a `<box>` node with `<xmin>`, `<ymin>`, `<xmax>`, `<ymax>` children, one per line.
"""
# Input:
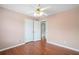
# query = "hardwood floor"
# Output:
<box><xmin>0</xmin><ymin>40</ymin><xmax>79</xmax><ymax>55</ymax></box>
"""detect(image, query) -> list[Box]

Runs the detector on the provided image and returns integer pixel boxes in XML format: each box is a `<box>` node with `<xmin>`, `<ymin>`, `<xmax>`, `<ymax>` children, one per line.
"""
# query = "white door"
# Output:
<box><xmin>24</xmin><ymin>19</ymin><xmax>41</xmax><ymax>42</ymax></box>
<box><xmin>24</xmin><ymin>19</ymin><xmax>33</xmax><ymax>42</ymax></box>
<box><xmin>34</xmin><ymin>20</ymin><xmax>41</xmax><ymax>41</ymax></box>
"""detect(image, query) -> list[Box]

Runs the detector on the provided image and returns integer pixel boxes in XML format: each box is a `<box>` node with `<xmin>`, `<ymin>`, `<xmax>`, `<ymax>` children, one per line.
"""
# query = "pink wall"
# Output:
<box><xmin>47</xmin><ymin>7</ymin><xmax>79</xmax><ymax>50</ymax></box>
<box><xmin>0</xmin><ymin>7</ymin><xmax>31</xmax><ymax>50</ymax></box>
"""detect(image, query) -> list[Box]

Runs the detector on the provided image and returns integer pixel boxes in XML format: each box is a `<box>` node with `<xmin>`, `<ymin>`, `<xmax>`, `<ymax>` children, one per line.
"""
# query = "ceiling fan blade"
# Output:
<box><xmin>41</xmin><ymin>6</ymin><xmax>51</xmax><ymax>11</ymax></box>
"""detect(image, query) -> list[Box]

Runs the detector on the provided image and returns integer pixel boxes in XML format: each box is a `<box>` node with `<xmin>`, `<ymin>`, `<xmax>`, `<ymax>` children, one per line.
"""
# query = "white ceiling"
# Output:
<box><xmin>0</xmin><ymin>4</ymin><xmax>79</xmax><ymax>17</ymax></box>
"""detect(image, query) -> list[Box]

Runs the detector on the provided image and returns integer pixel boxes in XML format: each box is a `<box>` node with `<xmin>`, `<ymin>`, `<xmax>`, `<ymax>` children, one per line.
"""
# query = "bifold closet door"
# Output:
<box><xmin>24</xmin><ymin>19</ymin><xmax>33</xmax><ymax>42</ymax></box>
<box><xmin>34</xmin><ymin>20</ymin><xmax>41</xmax><ymax>41</ymax></box>
<box><xmin>24</xmin><ymin>19</ymin><xmax>41</xmax><ymax>42</ymax></box>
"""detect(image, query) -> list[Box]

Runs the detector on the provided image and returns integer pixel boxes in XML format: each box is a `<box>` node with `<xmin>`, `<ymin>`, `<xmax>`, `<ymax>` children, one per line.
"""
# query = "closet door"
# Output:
<box><xmin>24</xmin><ymin>19</ymin><xmax>33</xmax><ymax>42</ymax></box>
<box><xmin>34</xmin><ymin>20</ymin><xmax>41</xmax><ymax>41</ymax></box>
<box><xmin>24</xmin><ymin>19</ymin><xmax>41</xmax><ymax>42</ymax></box>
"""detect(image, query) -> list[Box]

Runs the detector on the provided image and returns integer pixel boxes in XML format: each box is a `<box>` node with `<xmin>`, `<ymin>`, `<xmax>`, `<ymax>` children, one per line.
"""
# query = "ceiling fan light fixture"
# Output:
<box><xmin>34</xmin><ymin>12</ymin><xmax>44</xmax><ymax>17</ymax></box>
<box><xmin>34</xmin><ymin>4</ymin><xmax>48</xmax><ymax>17</ymax></box>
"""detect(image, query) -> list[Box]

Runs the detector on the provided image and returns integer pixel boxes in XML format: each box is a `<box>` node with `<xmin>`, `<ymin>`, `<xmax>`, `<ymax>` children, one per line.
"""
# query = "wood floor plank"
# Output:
<box><xmin>0</xmin><ymin>40</ymin><xmax>79</xmax><ymax>55</ymax></box>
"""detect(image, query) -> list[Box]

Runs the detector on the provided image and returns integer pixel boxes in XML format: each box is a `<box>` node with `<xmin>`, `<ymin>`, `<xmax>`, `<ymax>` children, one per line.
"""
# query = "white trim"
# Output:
<box><xmin>0</xmin><ymin>42</ymin><xmax>26</xmax><ymax>52</ymax></box>
<box><xmin>0</xmin><ymin>41</ymin><xmax>38</xmax><ymax>52</ymax></box>
<box><xmin>47</xmin><ymin>41</ymin><xmax>79</xmax><ymax>52</ymax></box>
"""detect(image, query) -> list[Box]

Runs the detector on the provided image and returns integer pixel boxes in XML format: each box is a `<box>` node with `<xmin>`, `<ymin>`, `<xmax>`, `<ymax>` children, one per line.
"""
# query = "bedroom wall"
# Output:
<box><xmin>47</xmin><ymin>7</ymin><xmax>79</xmax><ymax>51</ymax></box>
<box><xmin>0</xmin><ymin>7</ymin><xmax>32</xmax><ymax>50</ymax></box>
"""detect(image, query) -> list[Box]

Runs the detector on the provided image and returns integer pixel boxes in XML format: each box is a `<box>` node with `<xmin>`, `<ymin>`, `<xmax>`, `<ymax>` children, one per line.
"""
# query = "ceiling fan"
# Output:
<box><xmin>33</xmin><ymin>4</ymin><xmax>51</xmax><ymax>17</ymax></box>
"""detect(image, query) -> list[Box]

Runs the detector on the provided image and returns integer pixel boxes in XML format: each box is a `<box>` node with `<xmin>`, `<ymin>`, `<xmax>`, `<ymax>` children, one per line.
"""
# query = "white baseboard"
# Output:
<box><xmin>47</xmin><ymin>41</ymin><xmax>79</xmax><ymax>52</ymax></box>
<box><xmin>0</xmin><ymin>40</ymin><xmax>40</xmax><ymax>52</ymax></box>
<box><xmin>0</xmin><ymin>42</ymin><xmax>26</xmax><ymax>52</ymax></box>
